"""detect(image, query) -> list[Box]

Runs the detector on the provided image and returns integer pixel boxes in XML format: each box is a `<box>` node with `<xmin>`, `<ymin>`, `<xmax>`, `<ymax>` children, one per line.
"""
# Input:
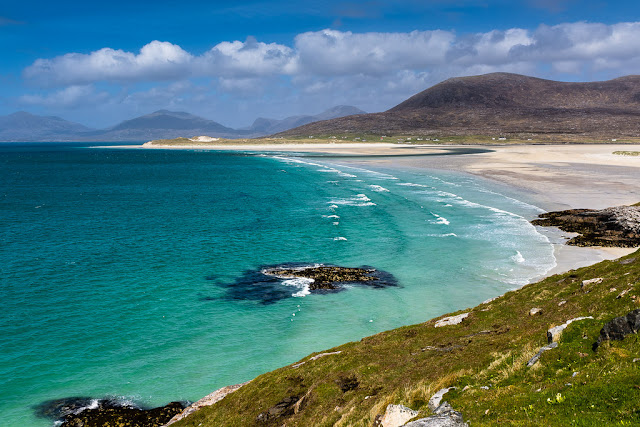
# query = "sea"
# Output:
<box><xmin>0</xmin><ymin>142</ymin><xmax>556</xmax><ymax>426</ymax></box>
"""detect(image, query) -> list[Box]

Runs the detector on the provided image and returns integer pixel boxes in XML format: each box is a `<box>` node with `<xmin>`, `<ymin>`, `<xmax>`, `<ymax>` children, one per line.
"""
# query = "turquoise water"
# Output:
<box><xmin>0</xmin><ymin>144</ymin><xmax>555</xmax><ymax>426</ymax></box>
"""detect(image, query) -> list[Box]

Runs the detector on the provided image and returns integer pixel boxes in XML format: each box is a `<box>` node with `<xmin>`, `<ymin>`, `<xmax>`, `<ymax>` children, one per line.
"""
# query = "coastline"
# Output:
<box><xmin>136</xmin><ymin>141</ymin><xmax>640</xmax><ymax>277</ymax></box>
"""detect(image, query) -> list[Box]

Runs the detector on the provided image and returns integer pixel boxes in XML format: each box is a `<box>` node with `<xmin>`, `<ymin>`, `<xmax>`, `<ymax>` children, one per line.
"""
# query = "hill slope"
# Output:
<box><xmin>277</xmin><ymin>73</ymin><xmax>640</xmax><ymax>138</ymax></box>
<box><xmin>170</xmin><ymin>248</ymin><xmax>640</xmax><ymax>426</ymax></box>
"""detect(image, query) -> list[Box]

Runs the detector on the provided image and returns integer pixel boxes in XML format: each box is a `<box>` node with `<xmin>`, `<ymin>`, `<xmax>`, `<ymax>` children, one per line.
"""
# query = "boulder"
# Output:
<box><xmin>165</xmin><ymin>382</ymin><xmax>248</xmax><ymax>425</ymax></box>
<box><xmin>547</xmin><ymin>317</ymin><xmax>594</xmax><ymax>343</ymax></box>
<box><xmin>380</xmin><ymin>404</ymin><xmax>419</xmax><ymax>427</ymax></box>
<box><xmin>428</xmin><ymin>388</ymin><xmax>455</xmax><ymax>411</ymax></box>
<box><xmin>404</xmin><ymin>402</ymin><xmax>468</xmax><ymax>426</ymax></box>
<box><xmin>529</xmin><ymin>308</ymin><xmax>543</xmax><ymax>316</ymax></box>
<box><xmin>435</xmin><ymin>313</ymin><xmax>469</xmax><ymax>328</ymax></box>
<box><xmin>593</xmin><ymin>309</ymin><xmax>640</xmax><ymax>351</ymax></box>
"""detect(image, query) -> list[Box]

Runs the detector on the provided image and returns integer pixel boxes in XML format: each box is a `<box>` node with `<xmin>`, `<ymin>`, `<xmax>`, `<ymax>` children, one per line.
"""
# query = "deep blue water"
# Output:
<box><xmin>0</xmin><ymin>143</ymin><xmax>555</xmax><ymax>426</ymax></box>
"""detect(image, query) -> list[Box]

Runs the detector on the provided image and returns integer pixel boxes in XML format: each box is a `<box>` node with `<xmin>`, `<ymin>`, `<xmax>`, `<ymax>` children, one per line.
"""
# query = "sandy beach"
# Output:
<box><xmin>137</xmin><ymin>141</ymin><xmax>640</xmax><ymax>275</ymax></box>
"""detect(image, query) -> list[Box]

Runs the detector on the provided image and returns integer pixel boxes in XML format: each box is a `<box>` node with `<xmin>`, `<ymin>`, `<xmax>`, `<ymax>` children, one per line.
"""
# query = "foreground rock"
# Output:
<box><xmin>593</xmin><ymin>309</ymin><xmax>640</xmax><ymax>351</ymax></box>
<box><xmin>262</xmin><ymin>265</ymin><xmax>394</xmax><ymax>291</ymax></box>
<box><xmin>165</xmin><ymin>382</ymin><xmax>248</xmax><ymax>425</ymax></box>
<box><xmin>532</xmin><ymin>205</ymin><xmax>640</xmax><ymax>247</ymax></box>
<box><xmin>35</xmin><ymin>397</ymin><xmax>186</xmax><ymax>427</ymax></box>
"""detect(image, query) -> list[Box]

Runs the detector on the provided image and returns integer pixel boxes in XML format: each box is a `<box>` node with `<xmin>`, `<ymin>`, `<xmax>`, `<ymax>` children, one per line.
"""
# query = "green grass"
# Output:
<box><xmin>171</xmin><ymin>249</ymin><xmax>640</xmax><ymax>426</ymax></box>
<box><xmin>613</xmin><ymin>151</ymin><xmax>640</xmax><ymax>156</ymax></box>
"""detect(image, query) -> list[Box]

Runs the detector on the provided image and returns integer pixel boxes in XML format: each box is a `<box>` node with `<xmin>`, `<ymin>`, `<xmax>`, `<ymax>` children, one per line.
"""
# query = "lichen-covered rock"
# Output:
<box><xmin>435</xmin><ymin>313</ymin><xmax>469</xmax><ymax>328</ymax></box>
<box><xmin>547</xmin><ymin>317</ymin><xmax>594</xmax><ymax>343</ymax></box>
<box><xmin>532</xmin><ymin>205</ymin><xmax>640</xmax><ymax>247</ymax></box>
<box><xmin>380</xmin><ymin>404</ymin><xmax>419</xmax><ymax>427</ymax></box>
<box><xmin>527</xmin><ymin>342</ymin><xmax>558</xmax><ymax>367</ymax></box>
<box><xmin>165</xmin><ymin>382</ymin><xmax>248</xmax><ymax>425</ymax></box>
<box><xmin>404</xmin><ymin>402</ymin><xmax>468</xmax><ymax>426</ymax></box>
<box><xmin>593</xmin><ymin>309</ymin><xmax>640</xmax><ymax>351</ymax></box>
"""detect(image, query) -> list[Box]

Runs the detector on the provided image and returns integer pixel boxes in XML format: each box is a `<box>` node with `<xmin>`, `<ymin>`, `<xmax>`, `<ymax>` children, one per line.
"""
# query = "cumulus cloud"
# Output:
<box><xmin>199</xmin><ymin>37</ymin><xmax>297</xmax><ymax>77</ymax></box>
<box><xmin>18</xmin><ymin>21</ymin><xmax>640</xmax><ymax>127</ymax></box>
<box><xmin>23</xmin><ymin>21</ymin><xmax>640</xmax><ymax>89</ymax></box>
<box><xmin>23</xmin><ymin>41</ymin><xmax>193</xmax><ymax>87</ymax></box>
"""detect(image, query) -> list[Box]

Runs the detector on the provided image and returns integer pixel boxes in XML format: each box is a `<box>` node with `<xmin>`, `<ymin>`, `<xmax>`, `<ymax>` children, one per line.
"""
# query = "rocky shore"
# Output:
<box><xmin>532</xmin><ymin>204</ymin><xmax>640</xmax><ymax>247</ymax></box>
<box><xmin>35</xmin><ymin>397</ymin><xmax>186</xmax><ymax>427</ymax></box>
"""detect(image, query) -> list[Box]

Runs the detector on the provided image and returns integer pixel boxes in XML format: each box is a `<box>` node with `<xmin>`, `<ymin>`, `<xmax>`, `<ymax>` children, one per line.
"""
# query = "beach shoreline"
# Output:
<box><xmin>133</xmin><ymin>141</ymin><xmax>640</xmax><ymax>277</ymax></box>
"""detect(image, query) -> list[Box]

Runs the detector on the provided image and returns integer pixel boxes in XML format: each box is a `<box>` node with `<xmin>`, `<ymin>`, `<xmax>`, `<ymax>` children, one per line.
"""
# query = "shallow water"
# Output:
<box><xmin>0</xmin><ymin>144</ymin><xmax>555</xmax><ymax>426</ymax></box>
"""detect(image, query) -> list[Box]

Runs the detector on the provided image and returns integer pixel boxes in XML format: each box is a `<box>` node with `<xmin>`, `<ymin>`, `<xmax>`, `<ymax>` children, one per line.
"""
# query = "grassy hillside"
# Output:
<box><xmin>172</xmin><ymin>249</ymin><xmax>640</xmax><ymax>426</ymax></box>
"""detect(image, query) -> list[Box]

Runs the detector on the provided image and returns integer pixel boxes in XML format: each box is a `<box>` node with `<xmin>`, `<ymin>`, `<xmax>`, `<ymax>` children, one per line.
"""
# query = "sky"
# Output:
<box><xmin>2</xmin><ymin>0</ymin><xmax>640</xmax><ymax>128</ymax></box>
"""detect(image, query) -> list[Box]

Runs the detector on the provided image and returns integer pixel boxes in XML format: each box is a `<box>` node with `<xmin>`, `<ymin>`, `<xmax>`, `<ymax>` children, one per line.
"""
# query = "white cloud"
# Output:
<box><xmin>19</xmin><ymin>85</ymin><xmax>110</xmax><ymax>107</ymax></box>
<box><xmin>23</xmin><ymin>22</ymin><xmax>640</xmax><ymax>89</ymax></box>
<box><xmin>17</xmin><ymin>21</ymin><xmax>640</xmax><ymax>127</ymax></box>
<box><xmin>293</xmin><ymin>29</ymin><xmax>455</xmax><ymax>76</ymax></box>
<box><xmin>199</xmin><ymin>37</ymin><xmax>297</xmax><ymax>77</ymax></box>
<box><xmin>23</xmin><ymin>41</ymin><xmax>193</xmax><ymax>87</ymax></box>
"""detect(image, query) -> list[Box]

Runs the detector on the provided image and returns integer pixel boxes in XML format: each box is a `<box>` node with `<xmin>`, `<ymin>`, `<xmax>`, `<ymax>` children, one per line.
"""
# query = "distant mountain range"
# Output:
<box><xmin>0</xmin><ymin>106</ymin><xmax>366</xmax><ymax>142</ymax></box>
<box><xmin>278</xmin><ymin>73</ymin><xmax>640</xmax><ymax>138</ymax></box>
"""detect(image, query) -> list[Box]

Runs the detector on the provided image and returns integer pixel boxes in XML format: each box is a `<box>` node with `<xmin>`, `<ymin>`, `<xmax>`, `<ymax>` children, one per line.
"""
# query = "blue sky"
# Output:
<box><xmin>2</xmin><ymin>0</ymin><xmax>640</xmax><ymax>128</ymax></box>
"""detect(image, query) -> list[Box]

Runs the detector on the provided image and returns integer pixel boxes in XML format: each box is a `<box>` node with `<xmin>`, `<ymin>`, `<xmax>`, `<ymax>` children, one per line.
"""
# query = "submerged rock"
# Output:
<box><xmin>532</xmin><ymin>205</ymin><xmax>640</xmax><ymax>247</ymax></box>
<box><xmin>35</xmin><ymin>397</ymin><xmax>186</xmax><ymax>427</ymax></box>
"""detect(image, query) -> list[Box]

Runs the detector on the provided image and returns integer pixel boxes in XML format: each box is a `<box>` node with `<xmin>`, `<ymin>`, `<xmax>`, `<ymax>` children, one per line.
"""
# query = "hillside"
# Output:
<box><xmin>246</xmin><ymin>106</ymin><xmax>366</xmax><ymax>135</ymax></box>
<box><xmin>276</xmin><ymin>73</ymin><xmax>640</xmax><ymax>138</ymax></box>
<box><xmin>166</xmin><ymin>248</ymin><xmax>640</xmax><ymax>426</ymax></box>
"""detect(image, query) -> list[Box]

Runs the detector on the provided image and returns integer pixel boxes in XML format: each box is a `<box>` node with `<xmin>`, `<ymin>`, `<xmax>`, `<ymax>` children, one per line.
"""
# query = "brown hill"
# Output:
<box><xmin>275</xmin><ymin>73</ymin><xmax>640</xmax><ymax>138</ymax></box>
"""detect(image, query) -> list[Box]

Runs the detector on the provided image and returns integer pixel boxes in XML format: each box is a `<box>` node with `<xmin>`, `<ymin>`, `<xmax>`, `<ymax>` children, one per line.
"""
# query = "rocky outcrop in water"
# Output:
<box><xmin>532</xmin><ymin>205</ymin><xmax>640</xmax><ymax>247</ymax></box>
<box><xmin>262</xmin><ymin>266</ymin><xmax>385</xmax><ymax>290</ymax></box>
<box><xmin>35</xmin><ymin>397</ymin><xmax>186</xmax><ymax>427</ymax></box>
<box><xmin>207</xmin><ymin>263</ymin><xmax>396</xmax><ymax>304</ymax></box>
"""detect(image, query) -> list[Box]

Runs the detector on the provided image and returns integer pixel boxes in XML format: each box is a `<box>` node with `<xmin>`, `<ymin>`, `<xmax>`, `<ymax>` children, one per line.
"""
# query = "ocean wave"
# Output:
<box><xmin>282</xmin><ymin>277</ymin><xmax>313</xmax><ymax>297</ymax></box>
<box><xmin>431</xmin><ymin>213</ymin><xmax>450</xmax><ymax>225</ymax></box>
<box><xmin>329</xmin><ymin>194</ymin><xmax>376</xmax><ymax>206</ymax></box>
<box><xmin>322</xmin><ymin>215</ymin><xmax>340</xmax><ymax>219</ymax></box>
<box><xmin>334</xmin><ymin>237</ymin><xmax>348</xmax><ymax>241</ymax></box>
<box><xmin>369</xmin><ymin>185</ymin><xmax>390</xmax><ymax>192</ymax></box>
<box><xmin>511</xmin><ymin>251</ymin><xmax>526</xmax><ymax>263</ymax></box>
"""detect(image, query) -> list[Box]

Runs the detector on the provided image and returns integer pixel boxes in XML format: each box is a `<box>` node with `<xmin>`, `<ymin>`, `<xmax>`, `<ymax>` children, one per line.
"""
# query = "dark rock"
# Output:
<box><xmin>256</xmin><ymin>396</ymin><xmax>301</xmax><ymax>423</ymax></box>
<box><xmin>262</xmin><ymin>266</ymin><xmax>388</xmax><ymax>290</ymax></box>
<box><xmin>532</xmin><ymin>205</ymin><xmax>640</xmax><ymax>247</ymax></box>
<box><xmin>593</xmin><ymin>309</ymin><xmax>640</xmax><ymax>351</ymax></box>
<box><xmin>209</xmin><ymin>263</ymin><xmax>397</xmax><ymax>304</ymax></box>
<box><xmin>35</xmin><ymin>397</ymin><xmax>186</xmax><ymax>427</ymax></box>
<box><xmin>335</xmin><ymin>374</ymin><xmax>359</xmax><ymax>392</ymax></box>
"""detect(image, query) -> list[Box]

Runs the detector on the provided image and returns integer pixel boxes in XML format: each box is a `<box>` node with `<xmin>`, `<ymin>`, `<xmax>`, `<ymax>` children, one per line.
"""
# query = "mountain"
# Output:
<box><xmin>246</xmin><ymin>105</ymin><xmax>366</xmax><ymax>135</ymax></box>
<box><xmin>90</xmin><ymin>110</ymin><xmax>248</xmax><ymax>141</ymax></box>
<box><xmin>0</xmin><ymin>112</ymin><xmax>95</xmax><ymax>141</ymax></box>
<box><xmin>276</xmin><ymin>73</ymin><xmax>640</xmax><ymax>138</ymax></box>
<box><xmin>0</xmin><ymin>106</ymin><xmax>366</xmax><ymax>142</ymax></box>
